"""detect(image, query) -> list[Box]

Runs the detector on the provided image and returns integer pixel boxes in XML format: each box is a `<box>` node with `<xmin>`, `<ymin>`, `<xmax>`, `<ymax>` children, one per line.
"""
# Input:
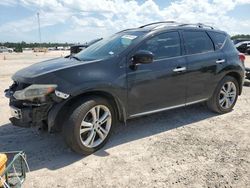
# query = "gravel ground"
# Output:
<box><xmin>0</xmin><ymin>52</ymin><xmax>249</xmax><ymax>188</ymax></box>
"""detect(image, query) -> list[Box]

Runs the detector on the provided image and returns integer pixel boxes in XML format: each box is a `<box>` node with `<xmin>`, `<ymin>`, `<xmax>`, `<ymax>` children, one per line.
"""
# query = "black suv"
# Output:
<box><xmin>5</xmin><ymin>22</ymin><xmax>245</xmax><ymax>154</ymax></box>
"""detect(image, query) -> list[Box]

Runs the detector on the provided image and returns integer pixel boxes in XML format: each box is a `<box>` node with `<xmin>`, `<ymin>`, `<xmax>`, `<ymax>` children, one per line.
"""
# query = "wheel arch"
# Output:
<box><xmin>48</xmin><ymin>90</ymin><xmax>126</xmax><ymax>132</ymax></box>
<box><xmin>225</xmin><ymin>71</ymin><xmax>243</xmax><ymax>95</ymax></box>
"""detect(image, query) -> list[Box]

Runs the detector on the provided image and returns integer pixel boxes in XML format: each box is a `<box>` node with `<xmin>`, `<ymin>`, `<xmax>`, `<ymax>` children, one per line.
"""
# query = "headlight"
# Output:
<box><xmin>13</xmin><ymin>84</ymin><xmax>57</xmax><ymax>100</ymax></box>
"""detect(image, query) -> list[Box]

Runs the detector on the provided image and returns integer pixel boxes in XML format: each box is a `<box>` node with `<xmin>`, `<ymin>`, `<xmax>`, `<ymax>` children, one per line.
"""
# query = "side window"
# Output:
<box><xmin>138</xmin><ymin>32</ymin><xmax>181</xmax><ymax>60</ymax></box>
<box><xmin>208</xmin><ymin>31</ymin><xmax>226</xmax><ymax>50</ymax></box>
<box><xmin>183</xmin><ymin>31</ymin><xmax>214</xmax><ymax>55</ymax></box>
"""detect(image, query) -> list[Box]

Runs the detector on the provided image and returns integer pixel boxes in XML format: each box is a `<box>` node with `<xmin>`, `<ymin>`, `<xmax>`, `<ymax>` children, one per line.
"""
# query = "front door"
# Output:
<box><xmin>127</xmin><ymin>31</ymin><xmax>188</xmax><ymax>116</ymax></box>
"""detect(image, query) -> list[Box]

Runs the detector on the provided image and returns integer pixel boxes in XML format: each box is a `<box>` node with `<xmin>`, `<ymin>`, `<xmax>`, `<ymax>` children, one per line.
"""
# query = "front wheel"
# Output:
<box><xmin>207</xmin><ymin>76</ymin><xmax>239</xmax><ymax>114</ymax></box>
<box><xmin>63</xmin><ymin>97</ymin><xmax>115</xmax><ymax>155</ymax></box>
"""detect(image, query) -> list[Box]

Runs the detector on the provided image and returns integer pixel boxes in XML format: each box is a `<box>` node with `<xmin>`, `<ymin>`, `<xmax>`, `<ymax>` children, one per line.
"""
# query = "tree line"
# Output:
<box><xmin>231</xmin><ymin>34</ymin><xmax>250</xmax><ymax>40</ymax></box>
<box><xmin>0</xmin><ymin>41</ymin><xmax>74</xmax><ymax>49</ymax></box>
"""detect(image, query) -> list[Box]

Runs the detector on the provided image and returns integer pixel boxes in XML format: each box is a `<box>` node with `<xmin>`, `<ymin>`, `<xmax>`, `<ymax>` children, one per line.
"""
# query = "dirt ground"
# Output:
<box><xmin>0</xmin><ymin>51</ymin><xmax>249</xmax><ymax>188</ymax></box>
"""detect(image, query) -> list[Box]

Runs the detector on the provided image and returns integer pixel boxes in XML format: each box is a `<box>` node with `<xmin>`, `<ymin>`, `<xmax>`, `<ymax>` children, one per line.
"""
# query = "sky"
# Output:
<box><xmin>0</xmin><ymin>0</ymin><xmax>250</xmax><ymax>43</ymax></box>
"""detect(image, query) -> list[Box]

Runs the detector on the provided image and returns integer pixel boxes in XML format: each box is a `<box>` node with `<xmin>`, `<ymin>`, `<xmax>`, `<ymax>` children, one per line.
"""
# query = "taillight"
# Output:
<box><xmin>239</xmin><ymin>53</ymin><xmax>245</xmax><ymax>63</ymax></box>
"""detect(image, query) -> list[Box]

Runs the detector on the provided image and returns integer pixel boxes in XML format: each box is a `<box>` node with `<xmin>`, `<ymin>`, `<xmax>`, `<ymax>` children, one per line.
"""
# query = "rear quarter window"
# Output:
<box><xmin>208</xmin><ymin>31</ymin><xmax>226</xmax><ymax>50</ymax></box>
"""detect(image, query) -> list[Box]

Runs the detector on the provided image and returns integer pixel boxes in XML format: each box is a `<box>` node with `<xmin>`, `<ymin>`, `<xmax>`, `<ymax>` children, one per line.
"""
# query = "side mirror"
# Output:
<box><xmin>132</xmin><ymin>50</ymin><xmax>154</xmax><ymax>65</ymax></box>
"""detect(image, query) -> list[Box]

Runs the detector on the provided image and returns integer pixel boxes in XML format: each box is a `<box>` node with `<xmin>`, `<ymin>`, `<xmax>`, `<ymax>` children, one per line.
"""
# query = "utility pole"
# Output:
<box><xmin>37</xmin><ymin>12</ymin><xmax>41</xmax><ymax>44</ymax></box>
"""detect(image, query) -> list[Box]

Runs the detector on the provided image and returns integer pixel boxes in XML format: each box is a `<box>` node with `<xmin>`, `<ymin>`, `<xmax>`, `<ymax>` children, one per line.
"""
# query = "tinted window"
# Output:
<box><xmin>138</xmin><ymin>32</ymin><xmax>181</xmax><ymax>60</ymax></box>
<box><xmin>183</xmin><ymin>31</ymin><xmax>214</xmax><ymax>55</ymax></box>
<box><xmin>208</xmin><ymin>31</ymin><xmax>226</xmax><ymax>50</ymax></box>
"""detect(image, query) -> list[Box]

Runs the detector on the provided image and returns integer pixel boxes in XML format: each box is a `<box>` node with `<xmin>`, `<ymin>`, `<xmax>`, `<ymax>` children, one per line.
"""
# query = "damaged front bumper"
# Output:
<box><xmin>9</xmin><ymin>106</ymin><xmax>32</xmax><ymax>128</ymax></box>
<box><xmin>5</xmin><ymin>88</ymin><xmax>53</xmax><ymax>128</ymax></box>
<box><xmin>4</xmin><ymin>82</ymin><xmax>69</xmax><ymax>130</ymax></box>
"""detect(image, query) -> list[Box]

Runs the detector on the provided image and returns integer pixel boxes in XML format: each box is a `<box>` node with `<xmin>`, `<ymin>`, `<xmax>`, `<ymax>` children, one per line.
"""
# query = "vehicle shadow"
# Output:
<box><xmin>0</xmin><ymin>102</ymin><xmax>218</xmax><ymax>171</ymax></box>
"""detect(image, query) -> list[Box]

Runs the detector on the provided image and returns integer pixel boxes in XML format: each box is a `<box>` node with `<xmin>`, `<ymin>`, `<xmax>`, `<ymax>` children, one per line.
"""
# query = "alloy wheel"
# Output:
<box><xmin>79</xmin><ymin>105</ymin><xmax>112</xmax><ymax>148</ymax></box>
<box><xmin>219</xmin><ymin>81</ymin><xmax>237</xmax><ymax>109</ymax></box>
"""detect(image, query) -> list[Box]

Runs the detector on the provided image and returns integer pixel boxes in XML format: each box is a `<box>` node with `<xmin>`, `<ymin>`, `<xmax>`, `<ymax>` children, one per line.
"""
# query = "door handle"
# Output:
<box><xmin>173</xmin><ymin>67</ymin><xmax>186</xmax><ymax>72</ymax></box>
<box><xmin>216</xmin><ymin>59</ymin><xmax>225</xmax><ymax>64</ymax></box>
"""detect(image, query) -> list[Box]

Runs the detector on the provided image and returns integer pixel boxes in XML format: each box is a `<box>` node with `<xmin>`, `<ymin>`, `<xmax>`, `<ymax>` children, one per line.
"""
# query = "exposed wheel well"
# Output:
<box><xmin>225</xmin><ymin>72</ymin><xmax>243</xmax><ymax>95</ymax></box>
<box><xmin>52</xmin><ymin>91</ymin><xmax>125</xmax><ymax>132</ymax></box>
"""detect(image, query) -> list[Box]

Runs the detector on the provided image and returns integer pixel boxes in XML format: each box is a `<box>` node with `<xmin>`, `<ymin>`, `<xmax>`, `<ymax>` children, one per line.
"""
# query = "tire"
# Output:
<box><xmin>63</xmin><ymin>97</ymin><xmax>115</xmax><ymax>155</ymax></box>
<box><xmin>207</xmin><ymin>76</ymin><xmax>239</xmax><ymax>114</ymax></box>
<box><xmin>246</xmin><ymin>69</ymin><xmax>250</xmax><ymax>80</ymax></box>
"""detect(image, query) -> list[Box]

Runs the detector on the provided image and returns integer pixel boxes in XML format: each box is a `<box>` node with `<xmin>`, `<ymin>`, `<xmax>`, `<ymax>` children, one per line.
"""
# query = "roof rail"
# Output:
<box><xmin>115</xmin><ymin>28</ymin><xmax>137</xmax><ymax>34</ymax></box>
<box><xmin>116</xmin><ymin>22</ymin><xmax>215</xmax><ymax>34</ymax></box>
<box><xmin>178</xmin><ymin>23</ymin><xmax>214</xmax><ymax>29</ymax></box>
<box><xmin>139</xmin><ymin>21</ymin><xmax>178</xmax><ymax>28</ymax></box>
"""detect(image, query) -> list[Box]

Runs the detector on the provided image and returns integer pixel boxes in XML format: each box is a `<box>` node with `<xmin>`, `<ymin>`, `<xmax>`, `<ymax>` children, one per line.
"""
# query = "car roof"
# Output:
<box><xmin>239</xmin><ymin>41</ymin><xmax>250</xmax><ymax>43</ymax></box>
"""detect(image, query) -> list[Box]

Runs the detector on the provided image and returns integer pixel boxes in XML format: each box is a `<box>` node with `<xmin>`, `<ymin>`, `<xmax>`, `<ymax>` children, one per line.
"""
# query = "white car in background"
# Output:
<box><xmin>235</xmin><ymin>41</ymin><xmax>250</xmax><ymax>54</ymax></box>
<box><xmin>0</xmin><ymin>46</ymin><xmax>13</xmax><ymax>53</ymax></box>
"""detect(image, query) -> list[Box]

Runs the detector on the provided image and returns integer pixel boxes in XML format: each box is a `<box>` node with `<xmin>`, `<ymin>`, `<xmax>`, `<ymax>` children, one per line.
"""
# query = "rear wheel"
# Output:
<box><xmin>63</xmin><ymin>97</ymin><xmax>115</xmax><ymax>154</ymax></box>
<box><xmin>207</xmin><ymin>76</ymin><xmax>239</xmax><ymax>113</ymax></box>
<box><xmin>246</xmin><ymin>48</ymin><xmax>250</xmax><ymax>55</ymax></box>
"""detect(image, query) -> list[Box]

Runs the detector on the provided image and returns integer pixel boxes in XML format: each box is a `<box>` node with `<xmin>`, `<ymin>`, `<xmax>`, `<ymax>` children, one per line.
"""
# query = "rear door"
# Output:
<box><xmin>182</xmin><ymin>30</ymin><xmax>227</xmax><ymax>103</ymax></box>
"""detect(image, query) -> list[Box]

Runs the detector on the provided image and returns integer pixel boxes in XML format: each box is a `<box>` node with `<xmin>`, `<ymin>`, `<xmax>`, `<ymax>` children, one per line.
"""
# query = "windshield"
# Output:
<box><xmin>75</xmin><ymin>31</ymin><xmax>145</xmax><ymax>61</ymax></box>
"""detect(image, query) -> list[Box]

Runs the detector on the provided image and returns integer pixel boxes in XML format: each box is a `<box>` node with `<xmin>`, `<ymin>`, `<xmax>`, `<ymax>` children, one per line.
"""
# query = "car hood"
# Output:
<box><xmin>12</xmin><ymin>57</ymin><xmax>96</xmax><ymax>81</ymax></box>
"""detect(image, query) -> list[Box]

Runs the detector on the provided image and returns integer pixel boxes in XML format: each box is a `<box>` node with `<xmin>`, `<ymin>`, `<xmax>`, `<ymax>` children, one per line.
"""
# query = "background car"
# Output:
<box><xmin>0</xmin><ymin>46</ymin><xmax>13</xmax><ymax>53</ymax></box>
<box><xmin>70</xmin><ymin>38</ymin><xmax>103</xmax><ymax>55</ymax></box>
<box><xmin>235</xmin><ymin>41</ymin><xmax>250</xmax><ymax>54</ymax></box>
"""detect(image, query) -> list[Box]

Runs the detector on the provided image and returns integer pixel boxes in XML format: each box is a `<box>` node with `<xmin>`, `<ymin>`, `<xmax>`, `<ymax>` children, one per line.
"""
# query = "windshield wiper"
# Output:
<box><xmin>65</xmin><ymin>54</ymin><xmax>81</xmax><ymax>61</ymax></box>
<box><xmin>70</xmin><ymin>55</ymin><xmax>81</xmax><ymax>61</ymax></box>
